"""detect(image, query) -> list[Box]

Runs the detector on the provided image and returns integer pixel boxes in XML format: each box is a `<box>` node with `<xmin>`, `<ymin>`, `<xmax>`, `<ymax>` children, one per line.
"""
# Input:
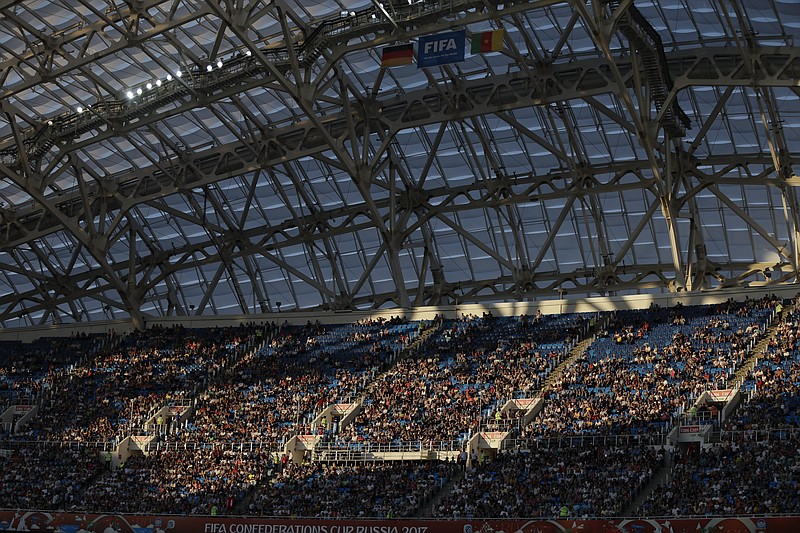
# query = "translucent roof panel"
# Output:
<box><xmin>0</xmin><ymin>0</ymin><xmax>796</xmax><ymax>326</ymax></box>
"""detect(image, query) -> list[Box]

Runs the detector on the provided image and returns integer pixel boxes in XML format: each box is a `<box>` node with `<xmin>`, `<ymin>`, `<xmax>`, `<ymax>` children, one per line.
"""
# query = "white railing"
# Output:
<box><xmin>314</xmin><ymin>439</ymin><xmax>466</xmax><ymax>454</ymax></box>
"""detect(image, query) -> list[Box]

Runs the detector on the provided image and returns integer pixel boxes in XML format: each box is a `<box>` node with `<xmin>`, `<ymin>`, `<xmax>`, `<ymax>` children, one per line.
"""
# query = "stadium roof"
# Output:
<box><xmin>0</xmin><ymin>0</ymin><xmax>798</xmax><ymax>328</ymax></box>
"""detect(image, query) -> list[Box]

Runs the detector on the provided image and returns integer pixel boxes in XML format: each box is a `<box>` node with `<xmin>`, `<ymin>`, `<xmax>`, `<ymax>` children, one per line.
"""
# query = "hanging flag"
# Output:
<box><xmin>471</xmin><ymin>29</ymin><xmax>504</xmax><ymax>54</ymax></box>
<box><xmin>381</xmin><ymin>43</ymin><xmax>414</xmax><ymax>67</ymax></box>
<box><xmin>417</xmin><ymin>30</ymin><xmax>466</xmax><ymax>68</ymax></box>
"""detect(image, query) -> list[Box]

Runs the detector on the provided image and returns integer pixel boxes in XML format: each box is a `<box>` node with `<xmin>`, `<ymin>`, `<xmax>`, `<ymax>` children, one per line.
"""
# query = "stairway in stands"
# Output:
<box><xmin>411</xmin><ymin>320</ymin><xmax>443</xmax><ymax>349</ymax></box>
<box><xmin>727</xmin><ymin>303</ymin><xmax>793</xmax><ymax>391</ymax></box>
<box><xmin>622</xmin><ymin>447</ymin><xmax>674</xmax><ymax>516</ymax></box>
<box><xmin>702</xmin><ymin>299</ymin><xmax>794</xmax><ymax>445</ymax></box>
<box><xmin>536</xmin><ymin>314</ymin><xmax>610</xmax><ymax>396</ymax></box>
<box><xmin>415</xmin><ymin>464</ymin><xmax>465</xmax><ymax>518</ymax></box>
<box><xmin>364</xmin><ymin>319</ymin><xmax>444</xmax><ymax>394</ymax></box>
<box><xmin>623</xmin><ymin>299</ymin><xmax>790</xmax><ymax>516</ymax></box>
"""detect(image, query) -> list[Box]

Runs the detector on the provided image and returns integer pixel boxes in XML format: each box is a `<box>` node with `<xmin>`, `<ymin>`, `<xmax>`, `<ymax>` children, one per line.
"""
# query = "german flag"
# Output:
<box><xmin>381</xmin><ymin>43</ymin><xmax>414</xmax><ymax>67</ymax></box>
<box><xmin>471</xmin><ymin>29</ymin><xmax>504</xmax><ymax>54</ymax></box>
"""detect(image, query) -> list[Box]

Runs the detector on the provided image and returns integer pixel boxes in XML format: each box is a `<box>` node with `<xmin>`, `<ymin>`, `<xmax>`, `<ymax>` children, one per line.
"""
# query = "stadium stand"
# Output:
<box><xmin>523</xmin><ymin>298</ymin><xmax>773</xmax><ymax>442</ymax></box>
<box><xmin>2</xmin><ymin>0</ymin><xmax>800</xmax><ymax>527</ymax></box>
<box><xmin>248</xmin><ymin>461</ymin><xmax>454</xmax><ymax>518</ymax></box>
<box><xmin>638</xmin><ymin>297</ymin><xmax>800</xmax><ymax>517</ymax></box>
<box><xmin>434</xmin><ymin>446</ymin><xmax>663</xmax><ymax>518</ymax></box>
<box><xmin>0</xmin><ymin>299</ymin><xmax>791</xmax><ymax>518</ymax></box>
<box><xmin>327</xmin><ymin>312</ymin><xmax>585</xmax><ymax>448</ymax></box>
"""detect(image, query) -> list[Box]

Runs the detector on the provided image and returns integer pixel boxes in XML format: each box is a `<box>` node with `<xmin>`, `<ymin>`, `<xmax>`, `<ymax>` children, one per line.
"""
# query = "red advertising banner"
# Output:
<box><xmin>297</xmin><ymin>435</ymin><xmax>320</xmax><ymax>447</ymax></box>
<box><xmin>478</xmin><ymin>432</ymin><xmax>508</xmax><ymax>447</ymax></box>
<box><xmin>680</xmin><ymin>425</ymin><xmax>701</xmax><ymax>433</ymax></box>
<box><xmin>12</xmin><ymin>405</ymin><xmax>34</xmax><ymax>415</ymax></box>
<box><xmin>513</xmin><ymin>399</ymin><xmax>538</xmax><ymax>410</ymax></box>
<box><xmin>0</xmin><ymin>512</ymin><xmax>789</xmax><ymax>533</ymax></box>
<box><xmin>708</xmin><ymin>389</ymin><xmax>735</xmax><ymax>402</ymax></box>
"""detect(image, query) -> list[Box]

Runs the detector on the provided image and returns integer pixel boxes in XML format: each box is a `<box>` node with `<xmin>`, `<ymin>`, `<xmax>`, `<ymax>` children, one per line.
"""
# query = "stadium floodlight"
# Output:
<box><xmin>207</xmin><ymin>65</ymin><xmax>213</xmax><ymax>72</ymax></box>
<box><xmin>166</xmin><ymin>74</ymin><xmax>173</xmax><ymax>81</ymax></box>
<box><xmin>246</xmin><ymin>50</ymin><xmax>252</xmax><ymax>56</ymax></box>
<box><xmin>76</xmin><ymin>106</ymin><xmax>83</xmax><ymax>113</ymax></box>
<box><xmin>146</xmin><ymin>82</ymin><xmax>153</xmax><ymax>90</ymax></box>
<box><xmin>126</xmin><ymin>91</ymin><xmax>134</xmax><ymax>99</ymax></box>
<box><xmin>217</xmin><ymin>60</ymin><xmax>223</xmax><ymax>68</ymax></box>
<box><xmin>156</xmin><ymin>79</ymin><xmax>162</xmax><ymax>87</ymax></box>
<box><xmin>176</xmin><ymin>69</ymin><xmax>182</xmax><ymax>78</ymax></box>
<box><xmin>137</xmin><ymin>88</ymin><xmax>143</xmax><ymax>95</ymax></box>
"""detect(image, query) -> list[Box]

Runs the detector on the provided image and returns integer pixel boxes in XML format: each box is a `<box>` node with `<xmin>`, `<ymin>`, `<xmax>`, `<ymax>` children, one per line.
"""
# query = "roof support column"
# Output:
<box><xmin>385</xmin><ymin>162</ymin><xmax>411</xmax><ymax>309</ymax></box>
<box><xmin>577</xmin><ymin>0</ymin><xmax>687</xmax><ymax>291</ymax></box>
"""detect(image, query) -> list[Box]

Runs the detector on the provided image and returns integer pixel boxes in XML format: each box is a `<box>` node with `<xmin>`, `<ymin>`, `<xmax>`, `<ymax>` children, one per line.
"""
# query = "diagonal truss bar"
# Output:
<box><xmin>3</xmin><ymin>46</ymin><xmax>796</xmax><ymax>250</ymax></box>
<box><xmin>0</xmin><ymin>0</ymin><xmax>569</xmax><ymax>165</ymax></box>
<box><xmin>0</xmin><ymin>0</ymin><xmax>212</xmax><ymax>101</ymax></box>
<box><xmin>708</xmin><ymin>183</ymin><xmax>793</xmax><ymax>264</ymax></box>
<box><xmin>0</xmin><ymin>152</ymin><xmax>791</xmax><ymax>321</ymax></box>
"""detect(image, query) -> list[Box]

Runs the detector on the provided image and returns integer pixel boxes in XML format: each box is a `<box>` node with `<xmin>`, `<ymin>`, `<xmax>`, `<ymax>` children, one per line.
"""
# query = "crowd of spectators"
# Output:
<box><xmin>639</xmin><ymin>437</ymin><xmax>800</xmax><ymax>516</ymax></box>
<box><xmin>0</xmin><ymin>319</ymin><xmax>419</xmax><ymax>514</ymax></box>
<box><xmin>328</xmin><ymin>313</ymin><xmax>576</xmax><ymax>445</ymax></box>
<box><xmin>171</xmin><ymin>358</ymin><xmax>369</xmax><ymax>445</ymax></box>
<box><xmin>637</xmin><ymin>297</ymin><xmax>800</xmax><ymax>517</ymax></box>
<box><xmin>0</xmin><ymin>445</ymin><xmax>101</xmax><ymax>510</ymax></box>
<box><xmin>0</xmin><ymin>335</ymin><xmax>99</xmax><ymax>411</ymax></box>
<box><xmin>435</xmin><ymin>446</ymin><xmax>663</xmax><ymax>518</ymax></box>
<box><xmin>729</xmin><ymin>306</ymin><xmax>800</xmax><ymax>431</ymax></box>
<box><xmin>0</xmin><ymin>298</ymin><xmax>789</xmax><ymax>518</ymax></box>
<box><xmin>15</xmin><ymin>325</ymin><xmax>260</xmax><ymax>443</ymax></box>
<box><xmin>72</xmin><ymin>447</ymin><xmax>271</xmax><ymax>515</ymax></box>
<box><xmin>164</xmin><ymin>320</ymin><xmax>411</xmax><ymax>446</ymax></box>
<box><xmin>247</xmin><ymin>460</ymin><xmax>453</xmax><ymax>517</ymax></box>
<box><xmin>524</xmin><ymin>299</ymin><xmax>772</xmax><ymax>440</ymax></box>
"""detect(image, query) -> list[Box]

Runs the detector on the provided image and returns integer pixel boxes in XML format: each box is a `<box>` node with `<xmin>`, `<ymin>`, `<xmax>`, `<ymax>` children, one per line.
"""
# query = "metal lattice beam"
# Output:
<box><xmin>2</xmin><ymin>46</ymin><xmax>797</xmax><ymax>250</ymax></box>
<box><xmin>0</xmin><ymin>151</ymin><xmax>791</xmax><ymax>321</ymax></box>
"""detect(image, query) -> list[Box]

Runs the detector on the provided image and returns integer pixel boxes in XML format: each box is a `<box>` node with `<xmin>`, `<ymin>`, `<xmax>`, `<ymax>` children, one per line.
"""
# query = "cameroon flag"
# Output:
<box><xmin>471</xmin><ymin>29</ymin><xmax>504</xmax><ymax>54</ymax></box>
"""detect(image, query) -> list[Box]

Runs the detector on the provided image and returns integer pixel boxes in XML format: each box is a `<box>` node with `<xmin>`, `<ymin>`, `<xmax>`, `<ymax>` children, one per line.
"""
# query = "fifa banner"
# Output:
<box><xmin>0</xmin><ymin>511</ymin><xmax>797</xmax><ymax>533</ymax></box>
<box><xmin>417</xmin><ymin>30</ymin><xmax>465</xmax><ymax>68</ymax></box>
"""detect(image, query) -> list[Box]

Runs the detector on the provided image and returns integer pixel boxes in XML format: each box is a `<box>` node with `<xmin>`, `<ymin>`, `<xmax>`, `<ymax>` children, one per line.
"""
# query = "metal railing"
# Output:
<box><xmin>504</xmin><ymin>432</ymin><xmax>669</xmax><ymax>449</ymax></box>
<box><xmin>719</xmin><ymin>427</ymin><xmax>800</xmax><ymax>443</ymax></box>
<box><xmin>141</xmin><ymin>440</ymin><xmax>284</xmax><ymax>453</ymax></box>
<box><xmin>314</xmin><ymin>439</ymin><xmax>466</xmax><ymax>454</ymax></box>
<box><xmin>0</xmin><ymin>439</ymin><xmax>117</xmax><ymax>451</ymax></box>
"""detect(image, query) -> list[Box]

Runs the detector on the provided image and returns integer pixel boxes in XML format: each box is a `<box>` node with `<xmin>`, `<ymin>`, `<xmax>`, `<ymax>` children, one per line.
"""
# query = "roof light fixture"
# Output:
<box><xmin>146</xmin><ymin>82</ymin><xmax>153</xmax><ymax>90</ymax></box>
<box><xmin>136</xmin><ymin>88</ymin><xmax>143</xmax><ymax>95</ymax></box>
<box><xmin>126</xmin><ymin>91</ymin><xmax>134</xmax><ymax>99</ymax></box>
<box><xmin>176</xmin><ymin>69</ymin><xmax>182</xmax><ymax>78</ymax></box>
<box><xmin>76</xmin><ymin>106</ymin><xmax>83</xmax><ymax>113</ymax></box>
<box><xmin>156</xmin><ymin>79</ymin><xmax>162</xmax><ymax>87</ymax></box>
<box><xmin>217</xmin><ymin>60</ymin><xmax>223</xmax><ymax>68</ymax></box>
<box><xmin>207</xmin><ymin>65</ymin><xmax>213</xmax><ymax>72</ymax></box>
<box><xmin>166</xmin><ymin>74</ymin><xmax>173</xmax><ymax>81</ymax></box>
